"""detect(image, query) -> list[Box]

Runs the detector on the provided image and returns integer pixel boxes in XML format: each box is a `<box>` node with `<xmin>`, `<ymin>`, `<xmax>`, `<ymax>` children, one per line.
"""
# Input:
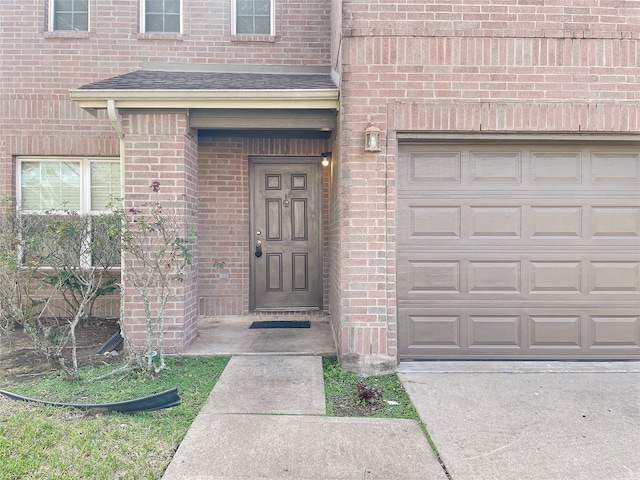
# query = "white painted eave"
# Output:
<box><xmin>69</xmin><ymin>88</ymin><xmax>339</xmax><ymax>111</ymax></box>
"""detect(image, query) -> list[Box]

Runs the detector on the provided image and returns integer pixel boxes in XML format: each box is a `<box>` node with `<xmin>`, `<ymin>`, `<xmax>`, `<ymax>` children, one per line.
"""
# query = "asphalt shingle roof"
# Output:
<box><xmin>79</xmin><ymin>70</ymin><xmax>336</xmax><ymax>91</ymax></box>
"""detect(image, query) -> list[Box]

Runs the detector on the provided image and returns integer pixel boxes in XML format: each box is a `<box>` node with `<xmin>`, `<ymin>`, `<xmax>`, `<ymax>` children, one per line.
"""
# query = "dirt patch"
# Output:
<box><xmin>0</xmin><ymin>318</ymin><xmax>123</xmax><ymax>386</ymax></box>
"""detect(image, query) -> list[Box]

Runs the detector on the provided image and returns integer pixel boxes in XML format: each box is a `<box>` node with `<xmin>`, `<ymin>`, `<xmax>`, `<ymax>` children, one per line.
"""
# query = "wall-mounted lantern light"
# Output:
<box><xmin>321</xmin><ymin>151</ymin><xmax>332</xmax><ymax>167</ymax></box>
<box><xmin>364</xmin><ymin>121</ymin><xmax>382</xmax><ymax>152</ymax></box>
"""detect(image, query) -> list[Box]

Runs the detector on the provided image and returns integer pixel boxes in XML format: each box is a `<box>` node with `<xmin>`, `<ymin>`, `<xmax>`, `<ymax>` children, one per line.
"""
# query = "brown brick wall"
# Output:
<box><xmin>0</xmin><ymin>0</ymin><xmax>332</xmax><ymax>191</ymax></box>
<box><xmin>343</xmin><ymin>0</ymin><xmax>640</xmax><ymax>39</ymax></box>
<box><xmin>2</xmin><ymin>0</ymin><xmax>331</xmax><ymax>94</ymax></box>
<box><xmin>335</xmin><ymin>0</ymin><xmax>640</xmax><ymax>372</ymax></box>
<box><xmin>5</xmin><ymin>0</ymin><xmax>638</xmax><ymax>370</ymax></box>
<box><xmin>120</xmin><ymin>111</ymin><xmax>199</xmax><ymax>351</ymax></box>
<box><xmin>1</xmin><ymin>0</ymin><xmax>332</xmax><ymax>352</ymax></box>
<box><xmin>197</xmin><ymin>136</ymin><xmax>331</xmax><ymax>317</ymax></box>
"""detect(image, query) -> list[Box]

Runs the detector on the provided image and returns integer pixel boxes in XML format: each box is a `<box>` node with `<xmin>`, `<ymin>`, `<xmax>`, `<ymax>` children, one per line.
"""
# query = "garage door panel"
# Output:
<box><xmin>398</xmin><ymin>254</ymin><xmax>640</xmax><ymax>300</ymax></box>
<box><xmin>589</xmin><ymin>207</ymin><xmax>640</xmax><ymax>238</ymax></box>
<box><xmin>591</xmin><ymin>316</ymin><xmax>640</xmax><ymax>347</ymax></box>
<box><xmin>470</xmin><ymin>206</ymin><xmax>522</xmax><ymax>238</ymax></box>
<box><xmin>469</xmin><ymin>261</ymin><xmax>521</xmax><ymax>293</ymax></box>
<box><xmin>529</xmin><ymin>316</ymin><xmax>582</xmax><ymax>349</ymax></box>
<box><xmin>404</xmin><ymin>260</ymin><xmax>461</xmax><ymax>293</ymax></box>
<box><xmin>404</xmin><ymin>314</ymin><xmax>462</xmax><ymax>348</ymax></box>
<box><xmin>409</xmin><ymin>151</ymin><xmax>462</xmax><ymax>183</ymax></box>
<box><xmin>590</xmin><ymin>152</ymin><xmax>640</xmax><ymax>183</ymax></box>
<box><xmin>530</xmin><ymin>206</ymin><xmax>582</xmax><ymax>238</ymax></box>
<box><xmin>398</xmin><ymin>142</ymin><xmax>640</xmax><ymax>360</ymax></box>
<box><xmin>530</xmin><ymin>151</ymin><xmax>582</xmax><ymax>183</ymax></box>
<box><xmin>589</xmin><ymin>261</ymin><xmax>640</xmax><ymax>293</ymax></box>
<box><xmin>399</xmin><ymin>146</ymin><xmax>640</xmax><ymax>191</ymax></box>
<box><xmin>398</xmin><ymin>199</ymin><xmax>640</xmax><ymax>245</ymax></box>
<box><xmin>529</xmin><ymin>261</ymin><xmax>582</xmax><ymax>293</ymax></box>
<box><xmin>469</xmin><ymin>315</ymin><xmax>522</xmax><ymax>348</ymax></box>
<box><xmin>399</xmin><ymin>308</ymin><xmax>640</xmax><ymax>359</ymax></box>
<box><xmin>469</xmin><ymin>151</ymin><xmax>522</xmax><ymax>183</ymax></box>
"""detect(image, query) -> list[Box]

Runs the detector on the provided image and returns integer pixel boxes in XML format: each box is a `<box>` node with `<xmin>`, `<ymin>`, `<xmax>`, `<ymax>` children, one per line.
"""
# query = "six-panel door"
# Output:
<box><xmin>251</xmin><ymin>158</ymin><xmax>322</xmax><ymax>310</ymax></box>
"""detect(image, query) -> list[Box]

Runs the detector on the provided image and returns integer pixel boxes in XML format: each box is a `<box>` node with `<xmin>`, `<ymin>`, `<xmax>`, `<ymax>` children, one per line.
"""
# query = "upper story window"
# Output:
<box><xmin>50</xmin><ymin>0</ymin><xmax>89</xmax><ymax>31</ymax></box>
<box><xmin>142</xmin><ymin>0</ymin><xmax>182</xmax><ymax>33</ymax></box>
<box><xmin>233</xmin><ymin>0</ymin><xmax>274</xmax><ymax>35</ymax></box>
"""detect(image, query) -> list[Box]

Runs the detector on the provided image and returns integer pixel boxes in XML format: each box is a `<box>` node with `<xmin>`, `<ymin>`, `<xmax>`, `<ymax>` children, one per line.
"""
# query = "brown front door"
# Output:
<box><xmin>250</xmin><ymin>157</ymin><xmax>322</xmax><ymax>310</ymax></box>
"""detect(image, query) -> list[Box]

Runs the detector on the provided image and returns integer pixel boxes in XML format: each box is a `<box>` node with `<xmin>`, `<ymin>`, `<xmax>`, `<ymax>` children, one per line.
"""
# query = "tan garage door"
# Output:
<box><xmin>398</xmin><ymin>142</ymin><xmax>640</xmax><ymax>360</ymax></box>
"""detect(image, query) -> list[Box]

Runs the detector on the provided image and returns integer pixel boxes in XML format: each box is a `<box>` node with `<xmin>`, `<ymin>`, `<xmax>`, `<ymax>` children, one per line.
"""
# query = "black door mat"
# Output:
<box><xmin>249</xmin><ymin>320</ymin><xmax>311</xmax><ymax>329</ymax></box>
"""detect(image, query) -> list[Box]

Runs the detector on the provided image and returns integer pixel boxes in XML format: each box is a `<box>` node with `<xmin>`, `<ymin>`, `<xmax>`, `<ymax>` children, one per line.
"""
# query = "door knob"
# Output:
<box><xmin>255</xmin><ymin>240</ymin><xmax>262</xmax><ymax>257</ymax></box>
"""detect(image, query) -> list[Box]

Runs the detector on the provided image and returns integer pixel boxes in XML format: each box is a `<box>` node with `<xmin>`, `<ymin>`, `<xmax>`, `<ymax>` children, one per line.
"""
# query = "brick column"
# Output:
<box><xmin>330</xmin><ymin>115</ymin><xmax>397</xmax><ymax>375</ymax></box>
<box><xmin>121</xmin><ymin>111</ymin><xmax>198</xmax><ymax>353</ymax></box>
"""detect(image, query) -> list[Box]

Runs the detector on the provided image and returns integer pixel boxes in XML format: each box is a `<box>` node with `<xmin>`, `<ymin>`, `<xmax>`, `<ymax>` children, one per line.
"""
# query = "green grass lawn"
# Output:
<box><xmin>0</xmin><ymin>356</ymin><xmax>433</xmax><ymax>479</ymax></box>
<box><xmin>0</xmin><ymin>357</ymin><xmax>229</xmax><ymax>480</ymax></box>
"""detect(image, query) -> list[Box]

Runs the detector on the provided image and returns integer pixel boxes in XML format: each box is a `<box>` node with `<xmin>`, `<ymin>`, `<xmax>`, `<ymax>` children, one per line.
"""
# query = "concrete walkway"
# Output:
<box><xmin>162</xmin><ymin>353</ymin><xmax>640</xmax><ymax>480</ymax></box>
<box><xmin>162</xmin><ymin>355</ymin><xmax>447</xmax><ymax>480</ymax></box>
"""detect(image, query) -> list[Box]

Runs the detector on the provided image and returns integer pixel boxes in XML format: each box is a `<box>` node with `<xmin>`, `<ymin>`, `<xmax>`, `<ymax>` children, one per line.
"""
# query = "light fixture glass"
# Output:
<box><xmin>321</xmin><ymin>152</ymin><xmax>331</xmax><ymax>167</ymax></box>
<box><xmin>364</xmin><ymin>121</ymin><xmax>382</xmax><ymax>152</ymax></box>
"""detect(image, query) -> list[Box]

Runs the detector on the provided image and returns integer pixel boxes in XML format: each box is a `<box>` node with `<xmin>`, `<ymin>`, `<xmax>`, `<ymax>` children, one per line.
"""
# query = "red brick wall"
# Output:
<box><xmin>120</xmin><ymin>111</ymin><xmax>199</xmax><ymax>351</ymax></box>
<box><xmin>197</xmin><ymin>136</ymin><xmax>331</xmax><ymax>316</ymax></box>
<box><xmin>335</xmin><ymin>0</ymin><xmax>640</xmax><ymax>372</ymax></box>
<box><xmin>1</xmin><ymin>0</ymin><xmax>333</xmax><ymax>351</ymax></box>
<box><xmin>0</xmin><ymin>0</ymin><xmax>332</xmax><ymax>194</ymax></box>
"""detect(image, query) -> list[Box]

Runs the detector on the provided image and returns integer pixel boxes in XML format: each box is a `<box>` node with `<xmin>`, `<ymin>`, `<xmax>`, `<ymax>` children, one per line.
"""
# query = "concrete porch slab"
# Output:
<box><xmin>184</xmin><ymin>316</ymin><xmax>336</xmax><ymax>356</ymax></box>
<box><xmin>202</xmin><ymin>355</ymin><xmax>326</xmax><ymax>415</ymax></box>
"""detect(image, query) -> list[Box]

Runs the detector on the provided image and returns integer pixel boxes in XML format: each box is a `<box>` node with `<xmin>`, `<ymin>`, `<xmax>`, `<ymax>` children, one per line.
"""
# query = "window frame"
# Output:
<box><xmin>232</xmin><ymin>0</ymin><xmax>275</xmax><ymax>36</ymax></box>
<box><xmin>49</xmin><ymin>0</ymin><xmax>90</xmax><ymax>32</ymax></box>
<box><xmin>17</xmin><ymin>157</ymin><xmax>122</xmax><ymax>269</ymax></box>
<box><xmin>140</xmin><ymin>0</ymin><xmax>183</xmax><ymax>34</ymax></box>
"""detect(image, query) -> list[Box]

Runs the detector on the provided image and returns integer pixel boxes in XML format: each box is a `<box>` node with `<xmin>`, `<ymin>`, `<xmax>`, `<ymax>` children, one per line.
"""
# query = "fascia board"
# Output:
<box><xmin>69</xmin><ymin>88</ymin><xmax>339</xmax><ymax>110</ymax></box>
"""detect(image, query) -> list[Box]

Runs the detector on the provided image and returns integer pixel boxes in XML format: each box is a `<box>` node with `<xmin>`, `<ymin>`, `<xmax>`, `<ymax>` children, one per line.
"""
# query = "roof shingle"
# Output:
<box><xmin>79</xmin><ymin>70</ymin><xmax>336</xmax><ymax>91</ymax></box>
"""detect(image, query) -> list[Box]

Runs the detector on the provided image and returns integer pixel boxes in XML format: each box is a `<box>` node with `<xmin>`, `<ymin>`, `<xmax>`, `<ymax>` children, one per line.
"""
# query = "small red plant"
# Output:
<box><xmin>357</xmin><ymin>381</ymin><xmax>381</xmax><ymax>403</ymax></box>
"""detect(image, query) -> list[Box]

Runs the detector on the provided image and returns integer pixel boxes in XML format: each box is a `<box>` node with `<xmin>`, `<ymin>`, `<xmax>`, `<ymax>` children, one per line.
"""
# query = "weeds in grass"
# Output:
<box><xmin>322</xmin><ymin>356</ymin><xmax>419</xmax><ymax>419</ymax></box>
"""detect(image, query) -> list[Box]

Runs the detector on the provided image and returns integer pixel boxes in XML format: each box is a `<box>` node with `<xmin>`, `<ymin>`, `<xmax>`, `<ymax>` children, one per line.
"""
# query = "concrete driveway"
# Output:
<box><xmin>399</xmin><ymin>361</ymin><xmax>640</xmax><ymax>480</ymax></box>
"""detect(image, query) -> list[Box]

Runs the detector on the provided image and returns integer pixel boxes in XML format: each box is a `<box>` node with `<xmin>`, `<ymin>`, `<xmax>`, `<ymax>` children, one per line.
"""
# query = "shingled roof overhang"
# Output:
<box><xmin>70</xmin><ymin>65</ymin><xmax>339</xmax><ymax>112</ymax></box>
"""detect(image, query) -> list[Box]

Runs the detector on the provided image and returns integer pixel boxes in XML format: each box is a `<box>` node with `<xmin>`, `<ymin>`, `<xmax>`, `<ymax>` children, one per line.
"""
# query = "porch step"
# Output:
<box><xmin>201</xmin><ymin>355</ymin><xmax>326</xmax><ymax>415</ymax></box>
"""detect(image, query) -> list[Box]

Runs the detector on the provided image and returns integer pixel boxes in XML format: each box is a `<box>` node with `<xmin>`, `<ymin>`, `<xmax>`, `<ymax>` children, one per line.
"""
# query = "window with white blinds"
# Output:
<box><xmin>19</xmin><ymin>158</ymin><xmax>120</xmax><ymax>212</ymax></box>
<box><xmin>90</xmin><ymin>161</ymin><xmax>121</xmax><ymax>210</ymax></box>
<box><xmin>18</xmin><ymin>158</ymin><xmax>121</xmax><ymax>267</ymax></box>
<box><xmin>20</xmin><ymin>161</ymin><xmax>81</xmax><ymax>210</ymax></box>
